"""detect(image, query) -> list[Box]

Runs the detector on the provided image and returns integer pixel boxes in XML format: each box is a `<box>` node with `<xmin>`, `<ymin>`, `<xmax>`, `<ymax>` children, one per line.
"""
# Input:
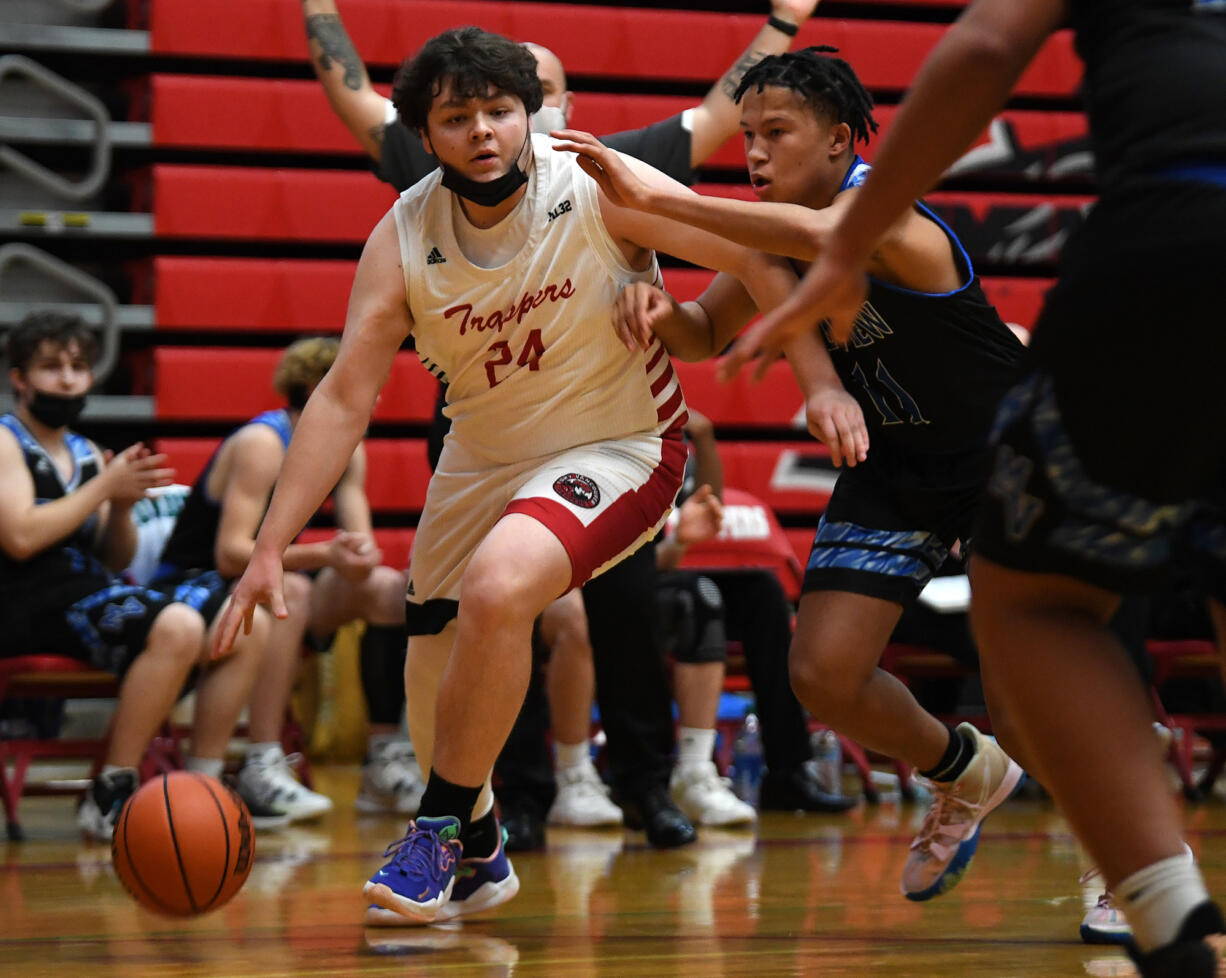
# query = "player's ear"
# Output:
<box><xmin>563</xmin><ymin>91</ymin><xmax>575</xmax><ymax>125</ymax></box>
<box><xmin>828</xmin><ymin>121</ymin><xmax>852</xmax><ymax>159</ymax></box>
<box><xmin>419</xmin><ymin>127</ymin><xmax>434</xmax><ymax>156</ymax></box>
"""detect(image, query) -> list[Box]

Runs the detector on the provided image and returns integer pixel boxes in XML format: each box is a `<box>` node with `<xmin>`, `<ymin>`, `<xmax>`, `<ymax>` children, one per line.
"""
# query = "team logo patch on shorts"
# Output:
<box><xmin>553</xmin><ymin>473</ymin><xmax>601</xmax><ymax>509</ymax></box>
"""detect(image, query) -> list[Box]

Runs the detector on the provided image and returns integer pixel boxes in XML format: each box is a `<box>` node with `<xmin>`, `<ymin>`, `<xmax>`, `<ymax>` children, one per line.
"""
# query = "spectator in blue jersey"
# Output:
<box><xmin>151</xmin><ymin>337</ymin><xmax>417</xmax><ymax>823</ymax></box>
<box><xmin>0</xmin><ymin>311</ymin><xmax>274</xmax><ymax>840</ymax></box>
<box><xmin>556</xmin><ymin>45</ymin><xmax>1028</xmax><ymax>902</ymax></box>
<box><xmin>718</xmin><ymin>2</ymin><xmax>1226</xmax><ymax>975</ymax></box>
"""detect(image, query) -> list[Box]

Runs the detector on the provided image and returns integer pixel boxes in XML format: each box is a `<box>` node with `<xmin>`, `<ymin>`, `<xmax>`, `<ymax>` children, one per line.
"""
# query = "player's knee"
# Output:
<box><xmin>224</xmin><ymin>605</ymin><xmax>271</xmax><ymax>661</ymax></box>
<box><xmin>148</xmin><ymin>603</ymin><xmax>208</xmax><ymax>663</ymax></box>
<box><xmin>282</xmin><ymin>571</ymin><xmax>313</xmax><ymax>618</ymax></box>
<box><xmin>460</xmin><ymin>560</ymin><xmax>541</xmax><ymax>629</ymax></box>
<box><xmin>788</xmin><ymin>647</ymin><xmax>855</xmax><ymax>719</ymax></box>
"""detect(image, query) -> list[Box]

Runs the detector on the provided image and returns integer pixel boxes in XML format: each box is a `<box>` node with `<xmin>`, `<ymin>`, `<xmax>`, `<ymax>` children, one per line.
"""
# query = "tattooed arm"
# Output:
<box><xmin>687</xmin><ymin>0</ymin><xmax>823</xmax><ymax>167</ymax></box>
<box><xmin>302</xmin><ymin>0</ymin><xmax>392</xmax><ymax>162</ymax></box>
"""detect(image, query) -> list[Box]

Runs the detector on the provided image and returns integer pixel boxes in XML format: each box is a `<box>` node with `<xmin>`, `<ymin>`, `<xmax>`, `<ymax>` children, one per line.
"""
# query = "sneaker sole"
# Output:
<box><xmin>433</xmin><ymin>866</ymin><xmax>521</xmax><ymax>923</ymax></box>
<box><xmin>1080</xmin><ymin>923</ymin><xmax>1134</xmax><ymax>946</ymax></box>
<box><xmin>362</xmin><ymin>879</ymin><xmax>455</xmax><ymax>925</ymax></box>
<box><xmin>903</xmin><ymin>759</ymin><xmax>1025</xmax><ymax>903</ymax></box>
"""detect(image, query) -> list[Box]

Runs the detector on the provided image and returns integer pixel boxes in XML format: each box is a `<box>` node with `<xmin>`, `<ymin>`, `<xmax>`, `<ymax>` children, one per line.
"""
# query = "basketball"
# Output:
<box><xmin>111</xmin><ymin>772</ymin><xmax>254</xmax><ymax>916</ymax></box>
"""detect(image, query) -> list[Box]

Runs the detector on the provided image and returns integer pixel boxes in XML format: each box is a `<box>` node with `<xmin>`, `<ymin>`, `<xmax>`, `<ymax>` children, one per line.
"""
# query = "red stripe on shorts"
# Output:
<box><xmin>504</xmin><ymin>429</ymin><xmax>688</xmax><ymax>590</ymax></box>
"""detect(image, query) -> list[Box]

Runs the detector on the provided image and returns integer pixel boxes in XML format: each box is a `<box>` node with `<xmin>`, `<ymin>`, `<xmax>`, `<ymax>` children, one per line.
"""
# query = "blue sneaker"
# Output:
<box><xmin>362</xmin><ymin>816</ymin><xmax>463</xmax><ymax>924</ymax></box>
<box><xmin>366</xmin><ymin>823</ymin><xmax>520</xmax><ymax>927</ymax></box>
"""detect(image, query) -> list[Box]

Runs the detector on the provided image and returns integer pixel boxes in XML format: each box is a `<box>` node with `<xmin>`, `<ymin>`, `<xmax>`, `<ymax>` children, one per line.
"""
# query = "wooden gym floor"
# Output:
<box><xmin>3</xmin><ymin>765</ymin><xmax>1224</xmax><ymax>977</ymax></box>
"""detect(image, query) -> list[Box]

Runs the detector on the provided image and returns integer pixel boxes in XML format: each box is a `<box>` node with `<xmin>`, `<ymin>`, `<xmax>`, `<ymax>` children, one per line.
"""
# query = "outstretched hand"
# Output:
<box><xmin>212</xmin><ymin>548</ymin><xmax>288</xmax><ymax>660</ymax></box>
<box><xmin>551</xmin><ymin>129</ymin><xmax>652</xmax><ymax>211</ymax></box>
<box><xmin>718</xmin><ymin>249</ymin><xmax>868</xmax><ymax>382</ymax></box>
<box><xmin>612</xmin><ymin>282</ymin><xmax>679</xmax><ymax>352</ymax></box>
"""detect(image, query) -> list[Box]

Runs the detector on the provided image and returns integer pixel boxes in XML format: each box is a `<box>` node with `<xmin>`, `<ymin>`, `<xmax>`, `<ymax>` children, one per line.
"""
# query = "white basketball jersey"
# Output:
<box><xmin>393</xmin><ymin>133</ymin><xmax>687</xmax><ymax>465</ymax></box>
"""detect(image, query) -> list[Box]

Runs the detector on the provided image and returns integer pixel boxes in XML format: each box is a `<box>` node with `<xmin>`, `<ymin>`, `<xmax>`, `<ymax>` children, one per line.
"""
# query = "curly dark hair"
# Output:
<box><xmin>392</xmin><ymin>27</ymin><xmax>543</xmax><ymax>132</ymax></box>
<box><xmin>735</xmin><ymin>46</ymin><xmax>878</xmax><ymax>148</ymax></box>
<box><xmin>6</xmin><ymin>310</ymin><xmax>99</xmax><ymax>373</ymax></box>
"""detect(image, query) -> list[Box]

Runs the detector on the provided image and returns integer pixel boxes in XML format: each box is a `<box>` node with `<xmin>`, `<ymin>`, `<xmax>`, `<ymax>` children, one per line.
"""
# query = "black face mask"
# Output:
<box><xmin>27</xmin><ymin>390</ymin><xmax>87</xmax><ymax>429</ymax></box>
<box><xmin>440</xmin><ymin>130</ymin><xmax>532</xmax><ymax>208</ymax></box>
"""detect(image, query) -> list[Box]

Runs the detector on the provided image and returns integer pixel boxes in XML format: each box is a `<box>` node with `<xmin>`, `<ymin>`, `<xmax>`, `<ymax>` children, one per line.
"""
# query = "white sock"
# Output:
<box><xmin>184</xmin><ymin>756</ymin><xmax>225</xmax><ymax>780</ymax></box>
<box><xmin>1115</xmin><ymin>849</ymin><xmax>1209</xmax><ymax>952</ymax></box>
<box><xmin>99</xmin><ymin>764</ymin><xmax>137</xmax><ymax>782</ymax></box>
<box><xmin>677</xmin><ymin>727</ymin><xmax>716</xmax><ymax>769</ymax></box>
<box><xmin>554</xmin><ymin>740</ymin><xmax>591</xmax><ymax>773</ymax></box>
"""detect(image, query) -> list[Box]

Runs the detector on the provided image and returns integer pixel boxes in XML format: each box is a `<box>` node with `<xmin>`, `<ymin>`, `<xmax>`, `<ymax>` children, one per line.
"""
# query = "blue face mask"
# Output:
<box><xmin>440</xmin><ymin>127</ymin><xmax>532</xmax><ymax>208</ymax></box>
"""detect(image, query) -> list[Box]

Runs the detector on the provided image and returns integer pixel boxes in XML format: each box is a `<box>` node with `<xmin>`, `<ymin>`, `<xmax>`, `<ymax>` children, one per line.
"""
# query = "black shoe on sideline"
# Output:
<box><xmin>501</xmin><ymin>807</ymin><xmax>546</xmax><ymax>852</ymax></box>
<box><xmin>621</xmin><ymin>785</ymin><xmax>697</xmax><ymax>849</ymax></box>
<box><xmin>759</xmin><ymin>767</ymin><xmax>859</xmax><ymax>814</ymax></box>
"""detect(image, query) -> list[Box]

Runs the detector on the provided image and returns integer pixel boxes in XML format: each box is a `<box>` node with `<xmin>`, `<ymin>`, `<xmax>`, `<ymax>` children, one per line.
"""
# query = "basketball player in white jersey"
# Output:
<box><xmin>214</xmin><ymin>27</ymin><xmax>852</xmax><ymax>925</ymax></box>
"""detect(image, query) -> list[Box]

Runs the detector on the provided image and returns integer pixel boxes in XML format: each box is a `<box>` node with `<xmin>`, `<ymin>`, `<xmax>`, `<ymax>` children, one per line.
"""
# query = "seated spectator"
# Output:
<box><xmin>0</xmin><ymin>311</ymin><xmax>275</xmax><ymax>839</ymax></box>
<box><xmin>151</xmin><ymin>337</ymin><xmax>418</xmax><ymax>821</ymax></box>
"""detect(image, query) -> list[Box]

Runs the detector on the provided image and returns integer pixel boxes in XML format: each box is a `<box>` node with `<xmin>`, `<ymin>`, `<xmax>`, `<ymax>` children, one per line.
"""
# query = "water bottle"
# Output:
<box><xmin>810</xmin><ymin>729</ymin><xmax>842</xmax><ymax>794</ymax></box>
<box><xmin>731</xmin><ymin>712</ymin><xmax>764</xmax><ymax>806</ymax></box>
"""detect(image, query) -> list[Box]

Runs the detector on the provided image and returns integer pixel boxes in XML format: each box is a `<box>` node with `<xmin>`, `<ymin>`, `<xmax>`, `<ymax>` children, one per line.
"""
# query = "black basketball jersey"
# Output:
<box><xmin>816</xmin><ymin>159</ymin><xmax>1026</xmax><ymax>466</ymax></box>
<box><xmin>1070</xmin><ymin>0</ymin><xmax>1226</xmax><ymax>191</ymax></box>
<box><xmin>157</xmin><ymin>410</ymin><xmax>293</xmax><ymax>578</ymax></box>
<box><xmin>0</xmin><ymin>414</ymin><xmax>112</xmax><ymax>635</ymax></box>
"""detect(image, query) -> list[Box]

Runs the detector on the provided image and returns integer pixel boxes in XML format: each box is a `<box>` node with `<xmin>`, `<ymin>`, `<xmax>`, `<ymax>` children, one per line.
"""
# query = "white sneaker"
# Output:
<box><xmin>547</xmin><ymin>759</ymin><xmax>624</xmax><ymax>826</ymax></box>
<box><xmin>237</xmin><ymin>745</ymin><xmax>333</xmax><ymax>822</ymax></box>
<box><xmin>901</xmin><ymin>724</ymin><xmax>1023</xmax><ymax>901</ymax></box>
<box><xmin>669</xmin><ymin>761</ymin><xmax>757</xmax><ymax>827</ymax></box>
<box><xmin>355</xmin><ymin>740</ymin><xmax>425</xmax><ymax>815</ymax></box>
<box><xmin>1079</xmin><ymin>867</ymin><xmax>1132</xmax><ymax>945</ymax></box>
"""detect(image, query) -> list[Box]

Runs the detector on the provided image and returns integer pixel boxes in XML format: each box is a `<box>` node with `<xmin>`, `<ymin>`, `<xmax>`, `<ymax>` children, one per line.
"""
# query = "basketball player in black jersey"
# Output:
<box><xmin>716</xmin><ymin>2</ymin><xmax>1226</xmax><ymax>975</ymax></box>
<box><xmin>556</xmin><ymin>47</ymin><xmax>1028</xmax><ymax>903</ymax></box>
<box><xmin>0</xmin><ymin>312</ymin><xmax>271</xmax><ymax>840</ymax></box>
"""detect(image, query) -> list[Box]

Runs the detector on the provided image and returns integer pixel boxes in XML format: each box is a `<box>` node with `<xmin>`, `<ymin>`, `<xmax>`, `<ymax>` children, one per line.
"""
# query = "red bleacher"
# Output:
<box><xmin>123</xmin><ymin>0</ymin><xmax>1078</xmax><ymax>588</ymax></box>
<box><xmin>135</xmin><ymin>165</ymin><xmax>1089</xmax><ymax>273</ymax></box>
<box><xmin>138</xmin><ymin>256</ymin><xmax>1048</xmax><ymax>334</ymax></box>
<box><xmin>139</xmin><ymin>0</ymin><xmax>1080</xmax><ymax>98</ymax></box>
<box><xmin>140</xmin><ymin>74</ymin><xmax>1089</xmax><ymax>181</ymax></box>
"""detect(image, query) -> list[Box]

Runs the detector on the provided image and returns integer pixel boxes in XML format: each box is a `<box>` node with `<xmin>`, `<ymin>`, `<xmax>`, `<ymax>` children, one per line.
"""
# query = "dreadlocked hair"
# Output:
<box><xmin>734</xmin><ymin>46</ymin><xmax>878</xmax><ymax>147</ymax></box>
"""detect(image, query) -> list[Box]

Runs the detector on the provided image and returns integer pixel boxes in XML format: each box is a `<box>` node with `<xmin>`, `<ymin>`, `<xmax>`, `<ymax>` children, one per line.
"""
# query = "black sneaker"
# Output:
<box><xmin>620</xmin><ymin>784</ymin><xmax>697</xmax><ymax>849</ymax></box>
<box><xmin>759</xmin><ymin>767</ymin><xmax>859</xmax><ymax>814</ymax></box>
<box><xmin>77</xmin><ymin>769</ymin><xmax>138</xmax><ymax>842</ymax></box>
<box><xmin>1128</xmin><ymin>901</ymin><xmax>1226</xmax><ymax>978</ymax></box>
<box><xmin>222</xmin><ymin>773</ymin><xmax>290</xmax><ymax>831</ymax></box>
<box><xmin>500</xmin><ymin>806</ymin><xmax>546</xmax><ymax>852</ymax></box>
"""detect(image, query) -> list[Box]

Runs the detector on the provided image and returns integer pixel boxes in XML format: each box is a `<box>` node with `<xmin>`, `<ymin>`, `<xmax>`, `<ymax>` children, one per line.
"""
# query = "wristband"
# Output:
<box><xmin>767</xmin><ymin>14</ymin><xmax>799</xmax><ymax>36</ymax></box>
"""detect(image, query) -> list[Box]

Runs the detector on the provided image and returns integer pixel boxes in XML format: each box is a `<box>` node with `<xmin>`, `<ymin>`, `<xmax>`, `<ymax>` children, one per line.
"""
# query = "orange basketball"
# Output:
<box><xmin>111</xmin><ymin>771</ymin><xmax>254</xmax><ymax>916</ymax></box>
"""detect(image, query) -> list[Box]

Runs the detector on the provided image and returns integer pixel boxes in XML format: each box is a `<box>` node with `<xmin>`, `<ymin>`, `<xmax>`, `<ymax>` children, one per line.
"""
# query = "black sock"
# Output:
<box><xmin>418</xmin><ymin>771</ymin><xmax>482</xmax><ymax>838</ymax></box>
<box><xmin>359</xmin><ymin>624</ymin><xmax>407</xmax><ymax>726</ymax></box>
<box><xmin>462</xmin><ymin>807</ymin><xmax>501</xmax><ymax>860</ymax></box>
<box><xmin>919</xmin><ymin>725</ymin><xmax>975</xmax><ymax>783</ymax></box>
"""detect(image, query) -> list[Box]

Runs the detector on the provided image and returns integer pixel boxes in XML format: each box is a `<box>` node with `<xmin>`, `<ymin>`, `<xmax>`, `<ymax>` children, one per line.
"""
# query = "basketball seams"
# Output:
<box><xmin>115</xmin><ymin>776</ymin><xmax>176</xmax><ymax>913</ymax></box>
<box><xmin>163</xmin><ymin>773</ymin><xmax>201</xmax><ymax>915</ymax></box>
<box><xmin>193</xmin><ymin>773</ymin><xmax>232</xmax><ymax>912</ymax></box>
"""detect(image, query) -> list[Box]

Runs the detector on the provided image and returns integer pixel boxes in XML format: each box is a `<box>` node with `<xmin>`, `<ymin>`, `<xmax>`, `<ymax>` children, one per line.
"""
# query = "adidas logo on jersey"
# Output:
<box><xmin>426</xmin><ymin>247</ymin><xmax>447</xmax><ymax>265</ymax></box>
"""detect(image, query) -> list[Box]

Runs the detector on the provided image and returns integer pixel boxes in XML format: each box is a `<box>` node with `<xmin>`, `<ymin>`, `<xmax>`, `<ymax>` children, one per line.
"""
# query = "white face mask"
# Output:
<box><xmin>530</xmin><ymin>104</ymin><xmax>568</xmax><ymax>135</ymax></box>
